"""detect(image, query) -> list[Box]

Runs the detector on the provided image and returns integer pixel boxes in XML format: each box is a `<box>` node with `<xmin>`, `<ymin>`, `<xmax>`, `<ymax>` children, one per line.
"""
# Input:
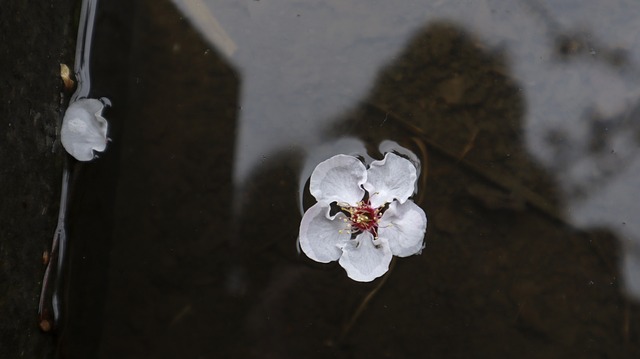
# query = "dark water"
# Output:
<box><xmin>58</xmin><ymin>0</ymin><xmax>640</xmax><ymax>357</ymax></box>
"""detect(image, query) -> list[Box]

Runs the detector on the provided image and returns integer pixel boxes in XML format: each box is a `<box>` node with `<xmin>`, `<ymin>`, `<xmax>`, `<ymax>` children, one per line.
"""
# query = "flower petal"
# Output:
<box><xmin>338</xmin><ymin>232</ymin><xmax>392</xmax><ymax>282</ymax></box>
<box><xmin>310</xmin><ymin>154</ymin><xmax>366</xmax><ymax>206</ymax></box>
<box><xmin>61</xmin><ymin>99</ymin><xmax>109</xmax><ymax>161</ymax></box>
<box><xmin>378</xmin><ymin>200</ymin><xmax>427</xmax><ymax>257</ymax></box>
<box><xmin>299</xmin><ymin>203</ymin><xmax>351</xmax><ymax>263</ymax></box>
<box><xmin>364</xmin><ymin>152</ymin><xmax>417</xmax><ymax>208</ymax></box>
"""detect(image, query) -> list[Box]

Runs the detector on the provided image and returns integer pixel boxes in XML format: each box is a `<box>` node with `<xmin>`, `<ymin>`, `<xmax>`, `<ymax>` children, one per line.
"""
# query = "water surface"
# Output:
<box><xmin>60</xmin><ymin>0</ymin><xmax>640</xmax><ymax>357</ymax></box>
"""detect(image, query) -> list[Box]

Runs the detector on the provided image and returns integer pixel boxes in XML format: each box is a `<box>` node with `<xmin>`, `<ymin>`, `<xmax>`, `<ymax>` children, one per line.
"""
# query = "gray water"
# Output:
<box><xmin>59</xmin><ymin>0</ymin><xmax>640</xmax><ymax>357</ymax></box>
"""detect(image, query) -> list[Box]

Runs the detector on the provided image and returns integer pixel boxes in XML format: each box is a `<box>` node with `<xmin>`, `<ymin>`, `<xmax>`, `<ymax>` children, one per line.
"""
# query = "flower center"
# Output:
<box><xmin>343</xmin><ymin>201</ymin><xmax>381</xmax><ymax>236</ymax></box>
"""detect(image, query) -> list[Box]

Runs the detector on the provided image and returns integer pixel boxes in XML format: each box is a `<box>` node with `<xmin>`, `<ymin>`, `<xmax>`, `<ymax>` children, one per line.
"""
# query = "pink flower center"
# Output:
<box><xmin>344</xmin><ymin>201</ymin><xmax>381</xmax><ymax>236</ymax></box>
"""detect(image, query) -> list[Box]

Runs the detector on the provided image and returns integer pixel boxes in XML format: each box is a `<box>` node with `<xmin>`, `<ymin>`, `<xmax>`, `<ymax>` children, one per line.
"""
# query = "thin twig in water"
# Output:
<box><xmin>457</xmin><ymin>126</ymin><xmax>479</xmax><ymax>162</ymax></box>
<box><xmin>339</xmin><ymin>258</ymin><xmax>397</xmax><ymax>341</ymax></box>
<box><xmin>39</xmin><ymin>159</ymin><xmax>70</xmax><ymax>332</ymax></box>
<box><xmin>623</xmin><ymin>299</ymin><xmax>630</xmax><ymax>344</ymax></box>
<box><xmin>410</xmin><ymin>136</ymin><xmax>429</xmax><ymax>206</ymax></box>
<box><xmin>364</xmin><ymin>102</ymin><xmax>565</xmax><ymax>225</ymax></box>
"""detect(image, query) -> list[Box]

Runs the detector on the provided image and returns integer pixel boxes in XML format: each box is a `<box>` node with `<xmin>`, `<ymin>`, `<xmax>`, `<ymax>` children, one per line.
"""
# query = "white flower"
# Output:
<box><xmin>61</xmin><ymin>98</ymin><xmax>109</xmax><ymax>161</ymax></box>
<box><xmin>299</xmin><ymin>153</ymin><xmax>427</xmax><ymax>282</ymax></box>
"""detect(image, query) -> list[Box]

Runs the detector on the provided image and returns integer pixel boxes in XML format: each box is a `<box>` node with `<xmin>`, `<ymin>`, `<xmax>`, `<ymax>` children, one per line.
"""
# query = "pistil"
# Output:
<box><xmin>342</xmin><ymin>201</ymin><xmax>381</xmax><ymax>237</ymax></box>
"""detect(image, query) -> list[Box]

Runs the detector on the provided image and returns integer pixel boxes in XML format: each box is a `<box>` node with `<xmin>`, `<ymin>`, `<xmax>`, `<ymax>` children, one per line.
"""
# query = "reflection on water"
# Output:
<box><xmin>60</xmin><ymin>0</ymin><xmax>640</xmax><ymax>357</ymax></box>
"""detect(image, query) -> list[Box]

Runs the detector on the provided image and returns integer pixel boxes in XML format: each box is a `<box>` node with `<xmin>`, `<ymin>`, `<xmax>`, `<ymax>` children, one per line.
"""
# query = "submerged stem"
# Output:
<box><xmin>339</xmin><ymin>257</ymin><xmax>397</xmax><ymax>341</ymax></box>
<box><xmin>39</xmin><ymin>159</ymin><xmax>70</xmax><ymax>331</ymax></box>
<box><xmin>71</xmin><ymin>0</ymin><xmax>100</xmax><ymax>102</ymax></box>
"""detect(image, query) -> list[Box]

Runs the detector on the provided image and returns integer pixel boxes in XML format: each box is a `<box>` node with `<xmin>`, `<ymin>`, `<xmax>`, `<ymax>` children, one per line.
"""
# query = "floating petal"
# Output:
<box><xmin>60</xmin><ymin>98</ymin><xmax>108</xmax><ymax>161</ymax></box>
<box><xmin>339</xmin><ymin>232</ymin><xmax>392</xmax><ymax>282</ymax></box>
<box><xmin>379</xmin><ymin>200</ymin><xmax>427</xmax><ymax>257</ymax></box>
<box><xmin>364</xmin><ymin>152</ymin><xmax>417</xmax><ymax>208</ymax></box>
<box><xmin>310</xmin><ymin>154</ymin><xmax>366</xmax><ymax>206</ymax></box>
<box><xmin>299</xmin><ymin>203</ymin><xmax>351</xmax><ymax>263</ymax></box>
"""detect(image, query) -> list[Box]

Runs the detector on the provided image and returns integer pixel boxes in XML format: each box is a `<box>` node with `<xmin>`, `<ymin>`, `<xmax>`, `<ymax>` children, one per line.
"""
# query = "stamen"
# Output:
<box><xmin>340</xmin><ymin>200</ymin><xmax>383</xmax><ymax>236</ymax></box>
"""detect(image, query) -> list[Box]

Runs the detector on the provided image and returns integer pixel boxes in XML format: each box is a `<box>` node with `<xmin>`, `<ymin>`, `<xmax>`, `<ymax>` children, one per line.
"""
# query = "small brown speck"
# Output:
<box><xmin>39</xmin><ymin>319</ymin><xmax>52</xmax><ymax>332</ymax></box>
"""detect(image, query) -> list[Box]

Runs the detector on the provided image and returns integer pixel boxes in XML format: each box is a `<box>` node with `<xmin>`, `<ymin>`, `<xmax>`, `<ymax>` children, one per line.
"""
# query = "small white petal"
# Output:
<box><xmin>339</xmin><ymin>232</ymin><xmax>392</xmax><ymax>282</ymax></box>
<box><xmin>364</xmin><ymin>152</ymin><xmax>417</xmax><ymax>208</ymax></box>
<box><xmin>310</xmin><ymin>154</ymin><xmax>366</xmax><ymax>206</ymax></box>
<box><xmin>61</xmin><ymin>98</ymin><xmax>108</xmax><ymax>161</ymax></box>
<box><xmin>299</xmin><ymin>203</ymin><xmax>351</xmax><ymax>263</ymax></box>
<box><xmin>379</xmin><ymin>200</ymin><xmax>427</xmax><ymax>257</ymax></box>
